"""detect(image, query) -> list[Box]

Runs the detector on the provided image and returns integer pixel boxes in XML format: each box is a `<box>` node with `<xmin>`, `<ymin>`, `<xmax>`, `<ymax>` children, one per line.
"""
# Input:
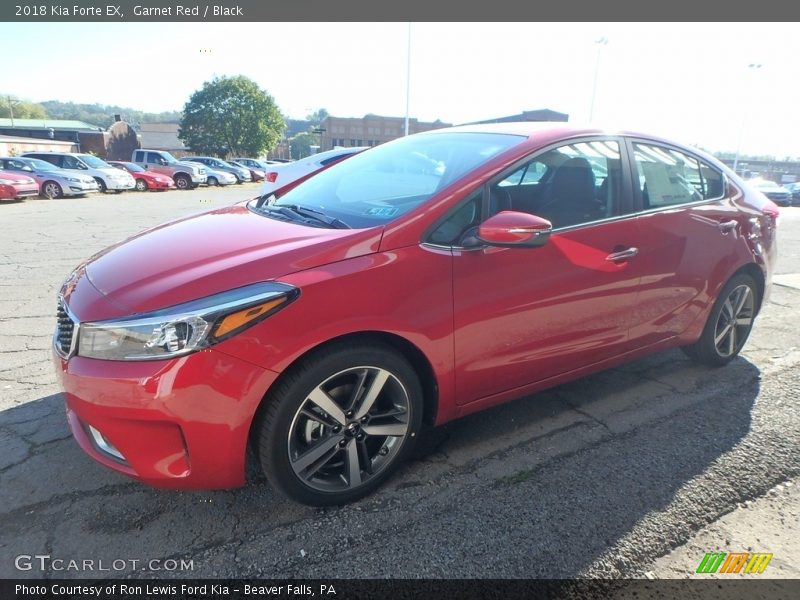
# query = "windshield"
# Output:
<box><xmin>266</xmin><ymin>132</ymin><xmax>524</xmax><ymax>228</ymax></box>
<box><xmin>79</xmin><ymin>155</ymin><xmax>112</xmax><ymax>169</ymax></box>
<box><xmin>121</xmin><ymin>162</ymin><xmax>145</xmax><ymax>173</ymax></box>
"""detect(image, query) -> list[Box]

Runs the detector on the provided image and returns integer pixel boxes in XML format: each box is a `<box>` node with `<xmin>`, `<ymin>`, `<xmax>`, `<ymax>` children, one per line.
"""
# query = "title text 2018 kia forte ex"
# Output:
<box><xmin>53</xmin><ymin>124</ymin><xmax>779</xmax><ymax>506</ymax></box>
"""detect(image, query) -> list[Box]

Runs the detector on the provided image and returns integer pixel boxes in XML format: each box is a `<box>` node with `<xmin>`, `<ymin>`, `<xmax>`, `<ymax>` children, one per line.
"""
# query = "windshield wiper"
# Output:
<box><xmin>274</xmin><ymin>204</ymin><xmax>350</xmax><ymax>229</ymax></box>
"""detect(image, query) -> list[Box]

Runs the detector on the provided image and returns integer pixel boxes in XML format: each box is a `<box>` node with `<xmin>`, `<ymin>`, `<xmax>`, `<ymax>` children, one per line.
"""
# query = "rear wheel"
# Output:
<box><xmin>135</xmin><ymin>178</ymin><xmax>148</xmax><ymax>192</ymax></box>
<box><xmin>682</xmin><ymin>273</ymin><xmax>759</xmax><ymax>366</ymax></box>
<box><xmin>42</xmin><ymin>181</ymin><xmax>63</xmax><ymax>199</ymax></box>
<box><xmin>257</xmin><ymin>342</ymin><xmax>423</xmax><ymax>506</ymax></box>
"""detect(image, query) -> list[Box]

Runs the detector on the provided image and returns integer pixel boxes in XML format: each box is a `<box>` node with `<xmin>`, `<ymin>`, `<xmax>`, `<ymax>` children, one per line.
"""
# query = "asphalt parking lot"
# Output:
<box><xmin>0</xmin><ymin>188</ymin><xmax>798</xmax><ymax>579</ymax></box>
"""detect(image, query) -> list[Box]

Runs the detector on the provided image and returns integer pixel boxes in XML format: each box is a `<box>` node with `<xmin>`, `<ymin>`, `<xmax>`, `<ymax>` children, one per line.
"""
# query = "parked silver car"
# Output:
<box><xmin>204</xmin><ymin>167</ymin><xmax>237</xmax><ymax>186</ymax></box>
<box><xmin>0</xmin><ymin>156</ymin><xmax>99</xmax><ymax>198</ymax></box>
<box><xmin>182</xmin><ymin>156</ymin><xmax>252</xmax><ymax>183</ymax></box>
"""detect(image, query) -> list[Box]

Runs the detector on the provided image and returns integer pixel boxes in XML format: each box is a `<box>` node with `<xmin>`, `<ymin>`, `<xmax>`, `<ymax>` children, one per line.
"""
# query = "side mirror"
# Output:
<box><xmin>477</xmin><ymin>211</ymin><xmax>552</xmax><ymax>248</ymax></box>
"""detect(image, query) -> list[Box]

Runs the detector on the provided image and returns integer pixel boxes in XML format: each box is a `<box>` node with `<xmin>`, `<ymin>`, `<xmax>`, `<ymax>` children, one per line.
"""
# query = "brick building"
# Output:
<box><xmin>319</xmin><ymin>114</ymin><xmax>451</xmax><ymax>151</ymax></box>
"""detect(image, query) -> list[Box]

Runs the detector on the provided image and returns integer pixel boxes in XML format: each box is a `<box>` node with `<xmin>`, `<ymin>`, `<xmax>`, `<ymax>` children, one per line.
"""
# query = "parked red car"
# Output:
<box><xmin>0</xmin><ymin>169</ymin><xmax>40</xmax><ymax>201</ymax></box>
<box><xmin>230</xmin><ymin>160</ymin><xmax>265</xmax><ymax>183</ymax></box>
<box><xmin>108</xmin><ymin>161</ymin><xmax>175</xmax><ymax>192</ymax></box>
<box><xmin>53</xmin><ymin>124</ymin><xmax>778</xmax><ymax>506</ymax></box>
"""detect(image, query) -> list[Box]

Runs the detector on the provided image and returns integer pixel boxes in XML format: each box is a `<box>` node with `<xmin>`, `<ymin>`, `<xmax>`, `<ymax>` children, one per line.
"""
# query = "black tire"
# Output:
<box><xmin>174</xmin><ymin>174</ymin><xmax>191</xmax><ymax>190</ymax></box>
<box><xmin>95</xmin><ymin>178</ymin><xmax>107</xmax><ymax>193</ymax></box>
<box><xmin>257</xmin><ymin>341</ymin><xmax>424</xmax><ymax>506</ymax></box>
<box><xmin>42</xmin><ymin>181</ymin><xmax>63</xmax><ymax>199</ymax></box>
<box><xmin>207</xmin><ymin>176</ymin><xmax>218</xmax><ymax>187</ymax></box>
<box><xmin>681</xmin><ymin>273</ymin><xmax>759</xmax><ymax>367</ymax></box>
<box><xmin>135</xmin><ymin>178</ymin><xmax>148</xmax><ymax>192</ymax></box>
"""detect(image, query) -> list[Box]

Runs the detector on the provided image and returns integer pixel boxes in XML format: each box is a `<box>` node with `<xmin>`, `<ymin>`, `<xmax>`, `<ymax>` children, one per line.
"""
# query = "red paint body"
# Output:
<box><xmin>54</xmin><ymin>125</ymin><xmax>779</xmax><ymax>489</ymax></box>
<box><xmin>108</xmin><ymin>161</ymin><xmax>176</xmax><ymax>191</ymax></box>
<box><xmin>0</xmin><ymin>170</ymin><xmax>39</xmax><ymax>200</ymax></box>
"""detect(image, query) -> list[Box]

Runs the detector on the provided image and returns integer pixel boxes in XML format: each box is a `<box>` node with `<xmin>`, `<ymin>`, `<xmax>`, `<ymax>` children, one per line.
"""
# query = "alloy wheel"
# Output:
<box><xmin>713</xmin><ymin>284</ymin><xmax>755</xmax><ymax>357</ymax></box>
<box><xmin>287</xmin><ymin>366</ymin><xmax>411</xmax><ymax>493</ymax></box>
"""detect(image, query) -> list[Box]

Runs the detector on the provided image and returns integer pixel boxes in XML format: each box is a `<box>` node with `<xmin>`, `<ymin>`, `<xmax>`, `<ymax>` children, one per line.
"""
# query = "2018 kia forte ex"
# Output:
<box><xmin>53</xmin><ymin>124</ymin><xmax>779</xmax><ymax>506</ymax></box>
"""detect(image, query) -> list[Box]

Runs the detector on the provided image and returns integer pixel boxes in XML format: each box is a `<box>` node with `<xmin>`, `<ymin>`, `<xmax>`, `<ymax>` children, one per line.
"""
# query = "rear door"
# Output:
<box><xmin>624</xmin><ymin>140</ymin><xmax>739</xmax><ymax>346</ymax></box>
<box><xmin>447</xmin><ymin>137</ymin><xmax>646</xmax><ymax>405</ymax></box>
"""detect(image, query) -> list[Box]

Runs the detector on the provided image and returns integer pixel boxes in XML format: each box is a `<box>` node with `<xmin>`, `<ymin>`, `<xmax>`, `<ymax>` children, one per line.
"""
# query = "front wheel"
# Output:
<box><xmin>257</xmin><ymin>342</ymin><xmax>424</xmax><ymax>506</ymax></box>
<box><xmin>42</xmin><ymin>181</ymin><xmax>63</xmax><ymax>199</ymax></box>
<box><xmin>174</xmin><ymin>174</ymin><xmax>191</xmax><ymax>190</ymax></box>
<box><xmin>682</xmin><ymin>273</ymin><xmax>759</xmax><ymax>367</ymax></box>
<box><xmin>135</xmin><ymin>178</ymin><xmax>148</xmax><ymax>192</ymax></box>
<box><xmin>207</xmin><ymin>176</ymin><xmax>218</xmax><ymax>187</ymax></box>
<box><xmin>95</xmin><ymin>178</ymin><xmax>107</xmax><ymax>193</ymax></box>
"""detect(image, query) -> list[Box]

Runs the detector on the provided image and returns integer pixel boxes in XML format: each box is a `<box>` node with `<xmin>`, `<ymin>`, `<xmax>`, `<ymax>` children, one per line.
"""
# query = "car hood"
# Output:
<box><xmin>83</xmin><ymin>203</ymin><xmax>383</xmax><ymax>315</ymax></box>
<box><xmin>176</xmin><ymin>161</ymin><xmax>203</xmax><ymax>170</ymax></box>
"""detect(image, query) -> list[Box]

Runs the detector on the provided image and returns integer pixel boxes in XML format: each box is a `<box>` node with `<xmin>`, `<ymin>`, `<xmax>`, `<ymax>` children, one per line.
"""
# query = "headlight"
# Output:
<box><xmin>66</xmin><ymin>177</ymin><xmax>81</xmax><ymax>182</ymax></box>
<box><xmin>0</xmin><ymin>178</ymin><xmax>15</xmax><ymax>185</ymax></box>
<box><xmin>76</xmin><ymin>282</ymin><xmax>298</xmax><ymax>361</ymax></box>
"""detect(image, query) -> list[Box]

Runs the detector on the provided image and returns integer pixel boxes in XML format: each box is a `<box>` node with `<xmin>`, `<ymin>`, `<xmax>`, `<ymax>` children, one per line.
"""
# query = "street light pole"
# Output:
<box><xmin>404</xmin><ymin>23</ymin><xmax>411</xmax><ymax>136</ymax></box>
<box><xmin>589</xmin><ymin>36</ymin><xmax>608</xmax><ymax>123</ymax></box>
<box><xmin>732</xmin><ymin>63</ymin><xmax>763</xmax><ymax>175</ymax></box>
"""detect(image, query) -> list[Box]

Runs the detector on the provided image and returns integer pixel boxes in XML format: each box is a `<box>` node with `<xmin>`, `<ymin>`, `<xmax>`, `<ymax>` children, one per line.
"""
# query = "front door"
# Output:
<box><xmin>449</xmin><ymin>138</ymin><xmax>644</xmax><ymax>405</ymax></box>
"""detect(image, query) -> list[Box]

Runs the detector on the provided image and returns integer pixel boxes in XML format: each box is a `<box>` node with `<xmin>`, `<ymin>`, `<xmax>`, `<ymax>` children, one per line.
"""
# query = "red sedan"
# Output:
<box><xmin>53</xmin><ymin>124</ymin><xmax>778</xmax><ymax>506</ymax></box>
<box><xmin>0</xmin><ymin>169</ymin><xmax>39</xmax><ymax>201</ymax></box>
<box><xmin>108</xmin><ymin>161</ymin><xmax>175</xmax><ymax>192</ymax></box>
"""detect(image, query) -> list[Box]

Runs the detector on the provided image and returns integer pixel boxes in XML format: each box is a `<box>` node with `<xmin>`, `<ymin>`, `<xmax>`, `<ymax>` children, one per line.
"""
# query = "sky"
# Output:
<box><xmin>2</xmin><ymin>22</ymin><xmax>798</xmax><ymax>158</ymax></box>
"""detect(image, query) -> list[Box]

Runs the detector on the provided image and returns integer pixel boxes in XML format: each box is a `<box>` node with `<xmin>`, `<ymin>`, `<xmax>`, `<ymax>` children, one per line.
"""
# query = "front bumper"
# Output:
<box><xmin>106</xmin><ymin>179</ymin><xmax>136</xmax><ymax>191</ymax></box>
<box><xmin>147</xmin><ymin>178</ymin><xmax>176</xmax><ymax>190</ymax></box>
<box><xmin>54</xmin><ymin>349</ymin><xmax>279</xmax><ymax>489</ymax></box>
<box><xmin>190</xmin><ymin>173</ymin><xmax>208</xmax><ymax>184</ymax></box>
<box><xmin>65</xmin><ymin>181</ymin><xmax>100</xmax><ymax>195</ymax></box>
<box><xmin>1</xmin><ymin>183</ymin><xmax>39</xmax><ymax>199</ymax></box>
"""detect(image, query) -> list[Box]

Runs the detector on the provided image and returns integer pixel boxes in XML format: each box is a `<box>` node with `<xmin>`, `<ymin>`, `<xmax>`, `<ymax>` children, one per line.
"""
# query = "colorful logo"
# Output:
<box><xmin>696</xmin><ymin>552</ymin><xmax>773</xmax><ymax>574</ymax></box>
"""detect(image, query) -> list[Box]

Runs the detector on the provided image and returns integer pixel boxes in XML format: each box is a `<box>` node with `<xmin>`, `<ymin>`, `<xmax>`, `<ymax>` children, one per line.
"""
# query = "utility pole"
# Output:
<box><xmin>589</xmin><ymin>37</ymin><xmax>608</xmax><ymax>123</ymax></box>
<box><xmin>404</xmin><ymin>23</ymin><xmax>411</xmax><ymax>136</ymax></box>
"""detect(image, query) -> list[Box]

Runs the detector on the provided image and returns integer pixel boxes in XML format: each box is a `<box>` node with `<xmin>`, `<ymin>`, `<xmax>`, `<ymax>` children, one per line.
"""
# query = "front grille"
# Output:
<box><xmin>56</xmin><ymin>300</ymin><xmax>75</xmax><ymax>357</ymax></box>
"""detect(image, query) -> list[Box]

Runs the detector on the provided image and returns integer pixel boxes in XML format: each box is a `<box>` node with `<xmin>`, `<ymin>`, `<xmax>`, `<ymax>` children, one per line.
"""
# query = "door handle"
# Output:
<box><xmin>605</xmin><ymin>247</ymin><xmax>639</xmax><ymax>262</ymax></box>
<box><xmin>718</xmin><ymin>220</ymin><xmax>737</xmax><ymax>234</ymax></box>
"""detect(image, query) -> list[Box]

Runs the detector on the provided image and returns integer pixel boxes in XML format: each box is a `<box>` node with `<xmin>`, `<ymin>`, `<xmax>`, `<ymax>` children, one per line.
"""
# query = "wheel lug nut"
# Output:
<box><xmin>357</xmin><ymin>433</ymin><xmax>365</xmax><ymax>441</ymax></box>
<box><xmin>346</xmin><ymin>411</ymin><xmax>354</xmax><ymax>418</ymax></box>
<box><xmin>360</xmin><ymin>416</ymin><xmax>368</xmax><ymax>423</ymax></box>
<box><xmin>339</xmin><ymin>439</ymin><xmax>347</xmax><ymax>447</ymax></box>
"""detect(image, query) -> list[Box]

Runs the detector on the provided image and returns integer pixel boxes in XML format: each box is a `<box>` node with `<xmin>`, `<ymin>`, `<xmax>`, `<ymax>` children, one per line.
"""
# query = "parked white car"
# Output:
<box><xmin>22</xmin><ymin>152</ymin><xmax>135</xmax><ymax>193</ymax></box>
<box><xmin>260</xmin><ymin>147</ymin><xmax>367</xmax><ymax>195</ymax></box>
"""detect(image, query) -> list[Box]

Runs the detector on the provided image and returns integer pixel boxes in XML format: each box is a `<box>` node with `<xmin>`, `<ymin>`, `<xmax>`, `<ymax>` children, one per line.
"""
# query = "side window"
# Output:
<box><xmin>134</xmin><ymin>150</ymin><xmax>145</xmax><ymax>162</ymax></box>
<box><xmin>632</xmin><ymin>143</ymin><xmax>722</xmax><ymax>208</ymax></box>
<box><xmin>427</xmin><ymin>191</ymin><xmax>482</xmax><ymax>246</ymax></box>
<box><xmin>488</xmin><ymin>139</ymin><xmax>623</xmax><ymax>229</ymax></box>
<box><xmin>146</xmin><ymin>152</ymin><xmax>163</xmax><ymax>164</ymax></box>
<box><xmin>61</xmin><ymin>155</ymin><xmax>80</xmax><ymax>169</ymax></box>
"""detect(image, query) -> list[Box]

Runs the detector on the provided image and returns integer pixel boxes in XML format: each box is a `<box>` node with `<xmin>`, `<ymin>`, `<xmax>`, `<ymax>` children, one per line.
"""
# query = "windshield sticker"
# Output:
<box><xmin>364</xmin><ymin>207</ymin><xmax>399</xmax><ymax>217</ymax></box>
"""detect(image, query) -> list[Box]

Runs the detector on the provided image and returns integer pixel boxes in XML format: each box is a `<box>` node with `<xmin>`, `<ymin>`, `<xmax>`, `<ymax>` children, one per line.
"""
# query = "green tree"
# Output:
<box><xmin>179</xmin><ymin>76</ymin><xmax>284</xmax><ymax>157</ymax></box>
<box><xmin>305</xmin><ymin>108</ymin><xmax>329</xmax><ymax>127</ymax></box>
<box><xmin>290</xmin><ymin>131</ymin><xmax>320</xmax><ymax>159</ymax></box>
<box><xmin>0</xmin><ymin>95</ymin><xmax>48</xmax><ymax>119</ymax></box>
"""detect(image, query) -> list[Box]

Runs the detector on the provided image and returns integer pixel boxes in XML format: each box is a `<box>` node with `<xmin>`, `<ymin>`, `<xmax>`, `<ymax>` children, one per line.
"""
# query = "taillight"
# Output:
<box><xmin>762</xmin><ymin>200</ymin><xmax>780</xmax><ymax>219</ymax></box>
<box><xmin>266</xmin><ymin>172</ymin><xmax>278</xmax><ymax>183</ymax></box>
